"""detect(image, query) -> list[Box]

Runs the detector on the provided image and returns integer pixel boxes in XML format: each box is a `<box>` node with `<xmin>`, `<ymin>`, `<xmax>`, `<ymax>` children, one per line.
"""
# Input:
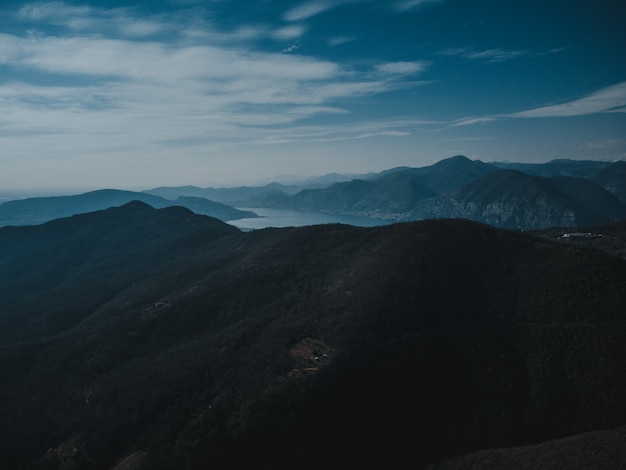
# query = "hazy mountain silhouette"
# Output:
<box><xmin>144</xmin><ymin>182</ymin><xmax>303</xmax><ymax>205</ymax></box>
<box><xmin>0</xmin><ymin>189</ymin><xmax>255</xmax><ymax>227</ymax></box>
<box><xmin>0</xmin><ymin>202</ymin><xmax>625</xmax><ymax>469</ymax></box>
<box><xmin>258</xmin><ymin>156</ymin><xmax>626</xmax><ymax>229</ymax></box>
<box><xmin>144</xmin><ymin>173</ymin><xmax>374</xmax><ymax>205</ymax></box>
<box><xmin>262</xmin><ymin>171</ymin><xmax>437</xmax><ymax>218</ymax></box>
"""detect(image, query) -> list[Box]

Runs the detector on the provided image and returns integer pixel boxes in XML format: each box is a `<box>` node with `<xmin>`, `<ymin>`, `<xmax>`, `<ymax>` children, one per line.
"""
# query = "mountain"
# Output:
<box><xmin>491</xmin><ymin>158</ymin><xmax>613</xmax><ymax>177</ymax></box>
<box><xmin>143</xmin><ymin>174</ymin><xmax>375</xmax><ymax>205</ymax></box>
<box><xmin>0</xmin><ymin>201</ymin><xmax>240</xmax><ymax>343</ymax></box>
<box><xmin>408</xmin><ymin>170</ymin><xmax>626</xmax><ymax>230</ymax></box>
<box><xmin>259</xmin><ymin>155</ymin><xmax>493</xmax><ymax>217</ymax></box>
<box><xmin>547</xmin><ymin>176</ymin><xmax>626</xmax><ymax>221</ymax></box>
<box><xmin>0</xmin><ymin>189</ymin><xmax>255</xmax><ymax>227</ymax></box>
<box><xmin>589</xmin><ymin>160</ymin><xmax>626</xmax><ymax>203</ymax></box>
<box><xmin>262</xmin><ymin>171</ymin><xmax>437</xmax><ymax>218</ymax></box>
<box><xmin>145</xmin><ymin>182</ymin><xmax>311</xmax><ymax>205</ymax></box>
<box><xmin>1</xmin><ymin>203</ymin><xmax>625</xmax><ymax>469</ymax></box>
<box><xmin>377</xmin><ymin>154</ymin><xmax>498</xmax><ymax>193</ymax></box>
<box><xmin>434</xmin><ymin>426</ymin><xmax>626</xmax><ymax>470</ymax></box>
<box><xmin>258</xmin><ymin>156</ymin><xmax>626</xmax><ymax>229</ymax></box>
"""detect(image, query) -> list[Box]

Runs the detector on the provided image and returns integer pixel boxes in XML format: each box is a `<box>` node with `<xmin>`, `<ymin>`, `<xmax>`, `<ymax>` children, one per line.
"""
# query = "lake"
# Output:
<box><xmin>228</xmin><ymin>207</ymin><xmax>394</xmax><ymax>230</ymax></box>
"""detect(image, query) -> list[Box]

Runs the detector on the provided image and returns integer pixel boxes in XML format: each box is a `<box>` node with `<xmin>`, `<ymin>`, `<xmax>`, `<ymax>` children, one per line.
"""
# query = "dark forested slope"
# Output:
<box><xmin>0</xmin><ymin>203</ymin><xmax>625</xmax><ymax>469</ymax></box>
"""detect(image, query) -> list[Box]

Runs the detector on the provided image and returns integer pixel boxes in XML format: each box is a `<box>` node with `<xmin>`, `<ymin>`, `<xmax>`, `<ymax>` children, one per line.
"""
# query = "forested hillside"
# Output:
<box><xmin>0</xmin><ymin>202</ymin><xmax>625</xmax><ymax>469</ymax></box>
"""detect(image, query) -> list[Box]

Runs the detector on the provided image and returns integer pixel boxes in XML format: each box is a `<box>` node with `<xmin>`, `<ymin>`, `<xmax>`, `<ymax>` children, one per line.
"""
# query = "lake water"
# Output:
<box><xmin>228</xmin><ymin>207</ymin><xmax>394</xmax><ymax>230</ymax></box>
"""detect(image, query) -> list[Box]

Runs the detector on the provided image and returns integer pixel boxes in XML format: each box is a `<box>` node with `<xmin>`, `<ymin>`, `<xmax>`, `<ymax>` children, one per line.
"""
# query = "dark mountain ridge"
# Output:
<box><xmin>0</xmin><ymin>202</ymin><xmax>625</xmax><ymax>469</ymax></box>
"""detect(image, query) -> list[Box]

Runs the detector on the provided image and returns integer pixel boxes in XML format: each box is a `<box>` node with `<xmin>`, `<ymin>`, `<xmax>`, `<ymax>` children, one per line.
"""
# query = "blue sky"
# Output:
<box><xmin>1</xmin><ymin>0</ymin><xmax>625</xmax><ymax>191</ymax></box>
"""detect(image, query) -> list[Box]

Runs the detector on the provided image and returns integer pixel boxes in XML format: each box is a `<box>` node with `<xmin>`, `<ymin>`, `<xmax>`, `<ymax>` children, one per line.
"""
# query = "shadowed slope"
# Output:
<box><xmin>0</xmin><ymin>207</ymin><xmax>624</xmax><ymax>469</ymax></box>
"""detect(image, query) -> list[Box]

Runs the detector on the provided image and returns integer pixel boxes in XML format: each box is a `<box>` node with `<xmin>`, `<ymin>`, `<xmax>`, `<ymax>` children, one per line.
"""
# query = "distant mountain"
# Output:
<box><xmin>491</xmin><ymin>158</ymin><xmax>613</xmax><ymax>177</ymax></box>
<box><xmin>409</xmin><ymin>170</ymin><xmax>626</xmax><ymax>230</ymax></box>
<box><xmin>0</xmin><ymin>189</ymin><xmax>256</xmax><ymax>227</ymax></box>
<box><xmin>377</xmin><ymin>155</ymin><xmax>498</xmax><ymax>193</ymax></box>
<box><xmin>589</xmin><ymin>160</ymin><xmax>626</xmax><ymax>203</ymax></box>
<box><xmin>144</xmin><ymin>174</ymin><xmax>372</xmax><ymax>205</ymax></box>
<box><xmin>262</xmin><ymin>172</ymin><xmax>437</xmax><ymax>218</ymax></box>
<box><xmin>260</xmin><ymin>155</ymin><xmax>493</xmax><ymax>218</ymax></box>
<box><xmin>4</xmin><ymin>156</ymin><xmax>622</xmax><ymax>231</ymax></box>
<box><xmin>547</xmin><ymin>176</ymin><xmax>626</xmax><ymax>221</ymax></box>
<box><xmin>0</xmin><ymin>204</ymin><xmax>625</xmax><ymax>468</ymax></box>
<box><xmin>145</xmin><ymin>182</ymin><xmax>316</xmax><ymax>205</ymax></box>
<box><xmin>258</xmin><ymin>156</ymin><xmax>625</xmax><ymax>229</ymax></box>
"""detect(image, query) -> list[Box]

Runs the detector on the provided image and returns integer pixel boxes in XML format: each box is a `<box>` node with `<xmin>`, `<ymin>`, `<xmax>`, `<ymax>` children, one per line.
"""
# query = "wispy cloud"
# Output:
<box><xmin>328</xmin><ymin>35</ymin><xmax>357</xmax><ymax>46</ymax></box>
<box><xmin>284</xmin><ymin>0</ymin><xmax>443</xmax><ymax>21</ymax></box>
<box><xmin>440</xmin><ymin>46</ymin><xmax>565</xmax><ymax>63</ymax></box>
<box><xmin>253</xmin><ymin>119</ymin><xmax>434</xmax><ymax>145</ymax></box>
<box><xmin>440</xmin><ymin>47</ymin><xmax>529</xmax><ymax>63</ymax></box>
<box><xmin>509</xmin><ymin>81</ymin><xmax>626</xmax><ymax>118</ymax></box>
<box><xmin>375</xmin><ymin>61</ymin><xmax>428</xmax><ymax>75</ymax></box>
<box><xmin>18</xmin><ymin>1</ymin><xmax>172</xmax><ymax>38</ymax></box>
<box><xmin>451</xmin><ymin>81</ymin><xmax>626</xmax><ymax>127</ymax></box>
<box><xmin>284</xmin><ymin>1</ymin><xmax>336</xmax><ymax>22</ymax></box>
<box><xmin>393</xmin><ymin>0</ymin><xmax>445</xmax><ymax>13</ymax></box>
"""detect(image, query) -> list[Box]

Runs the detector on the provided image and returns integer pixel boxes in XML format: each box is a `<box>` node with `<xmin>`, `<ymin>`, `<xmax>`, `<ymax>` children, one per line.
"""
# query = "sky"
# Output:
<box><xmin>1</xmin><ymin>0</ymin><xmax>625</xmax><ymax>192</ymax></box>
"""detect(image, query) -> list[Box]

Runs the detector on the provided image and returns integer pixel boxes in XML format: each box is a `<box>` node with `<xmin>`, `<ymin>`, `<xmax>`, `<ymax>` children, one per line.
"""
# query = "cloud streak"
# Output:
<box><xmin>509</xmin><ymin>81</ymin><xmax>626</xmax><ymax>118</ymax></box>
<box><xmin>440</xmin><ymin>46</ymin><xmax>565</xmax><ymax>63</ymax></box>
<box><xmin>451</xmin><ymin>81</ymin><xmax>626</xmax><ymax>127</ymax></box>
<box><xmin>393</xmin><ymin>0</ymin><xmax>445</xmax><ymax>13</ymax></box>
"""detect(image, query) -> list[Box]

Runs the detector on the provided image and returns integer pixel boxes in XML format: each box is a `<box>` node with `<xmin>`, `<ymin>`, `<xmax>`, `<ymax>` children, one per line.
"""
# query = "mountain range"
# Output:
<box><xmin>2</xmin><ymin>156</ymin><xmax>625</xmax><ymax>231</ymax></box>
<box><xmin>1</xmin><ymin>201</ymin><xmax>625</xmax><ymax>469</ymax></box>
<box><xmin>258</xmin><ymin>156</ymin><xmax>626</xmax><ymax>229</ymax></box>
<box><xmin>0</xmin><ymin>189</ymin><xmax>256</xmax><ymax>227</ymax></box>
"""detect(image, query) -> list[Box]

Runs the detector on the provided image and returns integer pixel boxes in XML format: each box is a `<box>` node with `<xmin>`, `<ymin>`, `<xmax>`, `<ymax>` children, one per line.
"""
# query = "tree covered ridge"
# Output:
<box><xmin>0</xmin><ymin>203</ymin><xmax>625</xmax><ymax>468</ymax></box>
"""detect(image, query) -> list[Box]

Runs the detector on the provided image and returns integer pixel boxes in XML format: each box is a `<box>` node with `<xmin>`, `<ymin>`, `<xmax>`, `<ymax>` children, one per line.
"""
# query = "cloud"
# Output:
<box><xmin>253</xmin><ymin>119</ymin><xmax>432</xmax><ymax>145</ymax></box>
<box><xmin>273</xmin><ymin>25</ymin><xmax>307</xmax><ymax>40</ymax></box>
<box><xmin>441</xmin><ymin>46</ymin><xmax>566</xmax><ymax>63</ymax></box>
<box><xmin>284</xmin><ymin>1</ymin><xmax>335</xmax><ymax>21</ymax></box>
<box><xmin>328</xmin><ymin>35</ymin><xmax>357</xmax><ymax>46</ymax></box>
<box><xmin>0</xmin><ymin>1</ymin><xmax>431</xmax><ymax>172</ymax></box>
<box><xmin>284</xmin><ymin>0</ymin><xmax>378</xmax><ymax>22</ymax></box>
<box><xmin>375</xmin><ymin>61</ymin><xmax>428</xmax><ymax>75</ymax></box>
<box><xmin>18</xmin><ymin>1</ymin><xmax>91</xmax><ymax>21</ymax></box>
<box><xmin>441</xmin><ymin>47</ymin><xmax>530</xmax><ymax>63</ymax></box>
<box><xmin>509</xmin><ymin>81</ymin><xmax>626</xmax><ymax>118</ymax></box>
<box><xmin>17</xmin><ymin>1</ymin><xmax>170</xmax><ymax>38</ymax></box>
<box><xmin>451</xmin><ymin>81</ymin><xmax>626</xmax><ymax>127</ymax></box>
<box><xmin>393</xmin><ymin>0</ymin><xmax>445</xmax><ymax>13</ymax></box>
<box><xmin>282</xmin><ymin>44</ymin><xmax>299</xmax><ymax>53</ymax></box>
<box><xmin>284</xmin><ymin>0</ymin><xmax>443</xmax><ymax>22</ymax></box>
